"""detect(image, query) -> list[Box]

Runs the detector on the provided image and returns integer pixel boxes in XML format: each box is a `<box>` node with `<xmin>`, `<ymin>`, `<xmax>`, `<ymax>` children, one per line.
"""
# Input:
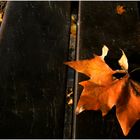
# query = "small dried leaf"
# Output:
<box><xmin>67</xmin><ymin>91</ymin><xmax>73</xmax><ymax>98</ymax></box>
<box><xmin>0</xmin><ymin>13</ymin><xmax>3</xmax><ymax>22</ymax></box>
<box><xmin>68</xmin><ymin>98</ymin><xmax>73</xmax><ymax>105</ymax></box>
<box><xmin>116</xmin><ymin>5</ymin><xmax>126</xmax><ymax>15</ymax></box>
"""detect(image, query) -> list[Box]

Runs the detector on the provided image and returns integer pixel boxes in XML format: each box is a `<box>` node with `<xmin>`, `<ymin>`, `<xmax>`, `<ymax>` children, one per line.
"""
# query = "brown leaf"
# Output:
<box><xmin>116</xmin><ymin>5</ymin><xmax>126</xmax><ymax>15</ymax></box>
<box><xmin>65</xmin><ymin>46</ymin><xmax>140</xmax><ymax>136</ymax></box>
<box><xmin>76</xmin><ymin>78</ymin><xmax>127</xmax><ymax>116</ymax></box>
<box><xmin>65</xmin><ymin>45</ymin><xmax>115</xmax><ymax>85</ymax></box>
<box><xmin>116</xmin><ymin>79</ymin><xmax>140</xmax><ymax>135</ymax></box>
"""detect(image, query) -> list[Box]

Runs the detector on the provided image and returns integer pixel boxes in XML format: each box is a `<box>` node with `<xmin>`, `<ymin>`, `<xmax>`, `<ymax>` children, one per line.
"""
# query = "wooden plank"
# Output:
<box><xmin>0</xmin><ymin>1</ymin><xmax>70</xmax><ymax>138</ymax></box>
<box><xmin>74</xmin><ymin>1</ymin><xmax>140</xmax><ymax>138</ymax></box>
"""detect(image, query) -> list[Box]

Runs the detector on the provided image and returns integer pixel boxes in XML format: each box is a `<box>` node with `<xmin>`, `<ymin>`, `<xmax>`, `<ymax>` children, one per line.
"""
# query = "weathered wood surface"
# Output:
<box><xmin>1</xmin><ymin>1</ymin><xmax>140</xmax><ymax>139</ymax></box>
<box><xmin>0</xmin><ymin>1</ymin><xmax>70</xmax><ymax>138</ymax></box>
<box><xmin>74</xmin><ymin>1</ymin><xmax>140</xmax><ymax>139</ymax></box>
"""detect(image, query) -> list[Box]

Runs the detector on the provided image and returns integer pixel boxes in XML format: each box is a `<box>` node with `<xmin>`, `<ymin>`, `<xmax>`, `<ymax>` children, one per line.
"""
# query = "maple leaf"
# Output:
<box><xmin>65</xmin><ymin>45</ymin><xmax>140</xmax><ymax>136</ymax></box>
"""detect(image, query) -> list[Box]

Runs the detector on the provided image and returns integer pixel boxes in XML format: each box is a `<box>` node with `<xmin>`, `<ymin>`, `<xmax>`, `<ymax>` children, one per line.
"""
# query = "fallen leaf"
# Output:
<box><xmin>116</xmin><ymin>5</ymin><xmax>126</xmax><ymax>15</ymax></box>
<box><xmin>65</xmin><ymin>45</ymin><xmax>140</xmax><ymax>136</ymax></box>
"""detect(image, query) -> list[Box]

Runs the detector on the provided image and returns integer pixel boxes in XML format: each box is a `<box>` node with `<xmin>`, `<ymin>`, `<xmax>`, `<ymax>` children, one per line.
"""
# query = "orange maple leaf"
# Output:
<box><xmin>65</xmin><ymin>45</ymin><xmax>140</xmax><ymax>136</ymax></box>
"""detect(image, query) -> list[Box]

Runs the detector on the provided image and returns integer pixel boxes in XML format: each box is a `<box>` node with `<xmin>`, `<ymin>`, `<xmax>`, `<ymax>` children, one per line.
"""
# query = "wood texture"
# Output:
<box><xmin>1</xmin><ymin>1</ymin><xmax>140</xmax><ymax>139</ymax></box>
<box><xmin>0</xmin><ymin>1</ymin><xmax>70</xmax><ymax>138</ymax></box>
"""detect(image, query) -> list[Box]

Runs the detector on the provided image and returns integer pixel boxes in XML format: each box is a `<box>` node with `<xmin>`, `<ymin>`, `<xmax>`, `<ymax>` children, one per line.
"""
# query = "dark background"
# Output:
<box><xmin>0</xmin><ymin>1</ymin><xmax>140</xmax><ymax>139</ymax></box>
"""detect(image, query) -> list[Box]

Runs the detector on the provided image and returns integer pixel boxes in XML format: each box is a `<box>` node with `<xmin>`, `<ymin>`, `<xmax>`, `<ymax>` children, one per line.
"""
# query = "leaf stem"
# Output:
<box><xmin>130</xmin><ymin>67</ymin><xmax>140</xmax><ymax>74</ymax></box>
<box><xmin>115</xmin><ymin>69</ymin><xmax>127</xmax><ymax>74</ymax></box>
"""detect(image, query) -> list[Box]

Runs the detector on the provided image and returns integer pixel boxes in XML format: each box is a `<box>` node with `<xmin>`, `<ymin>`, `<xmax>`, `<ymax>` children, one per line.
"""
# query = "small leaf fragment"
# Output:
<box><xmin>68</xmin><ymin>98</ymin><xmax>73</xmax><ymax>105</ymax></box>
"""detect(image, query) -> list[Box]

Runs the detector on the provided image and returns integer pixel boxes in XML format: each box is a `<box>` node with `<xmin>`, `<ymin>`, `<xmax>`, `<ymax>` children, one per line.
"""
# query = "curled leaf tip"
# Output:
<box><xmin>76</xmin><ymin>106</ymin><xmax>85</xmax><ymax>115</ymax></box>
<box><xmin>118</xmin><ymin>49</ymin><xmax>128</xmax><ymax>71</ymax></box>
<box><xmin>101</xmin><ymin>45</ymin><xmax>109</xmax><ymax>59</ymax></box>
